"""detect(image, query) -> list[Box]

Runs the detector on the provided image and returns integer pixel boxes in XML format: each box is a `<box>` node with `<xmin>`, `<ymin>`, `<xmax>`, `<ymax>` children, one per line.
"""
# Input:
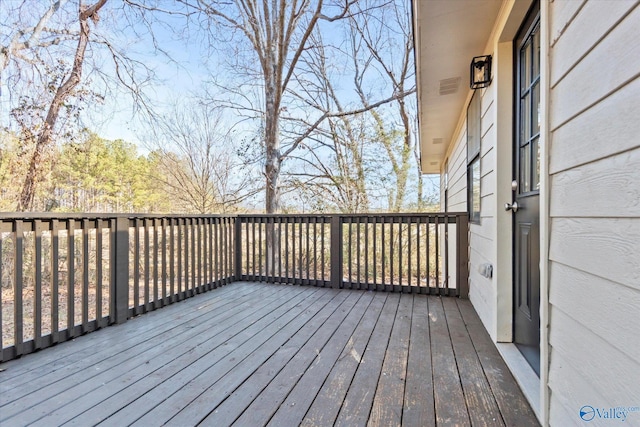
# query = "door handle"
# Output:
<box><xmin>505</xmin><ymin>201</ymin><xmax>519</xmax><ymax>213</ymax></box>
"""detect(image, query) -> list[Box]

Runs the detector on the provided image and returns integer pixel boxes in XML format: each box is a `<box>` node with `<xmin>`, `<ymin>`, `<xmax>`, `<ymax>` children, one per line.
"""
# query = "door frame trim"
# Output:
<box><xmin>493</xmin><ymin>0</ymin><xmax>549</xmax><ymax>425</ymax></box>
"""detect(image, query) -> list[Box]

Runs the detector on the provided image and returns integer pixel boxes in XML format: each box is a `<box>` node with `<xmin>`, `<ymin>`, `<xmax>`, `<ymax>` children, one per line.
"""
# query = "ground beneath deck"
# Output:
<box><xmin>0</xmin><ymin>282</ymin><xmax>539</xmax><ymax>426</ymax></box>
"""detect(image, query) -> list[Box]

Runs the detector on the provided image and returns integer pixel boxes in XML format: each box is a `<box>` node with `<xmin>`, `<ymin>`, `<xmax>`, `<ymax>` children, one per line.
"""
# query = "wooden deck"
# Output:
<box><xmin>0</xmin><ymin>282</ymin><xmax>539</xmax><ymax>426</ymax></box>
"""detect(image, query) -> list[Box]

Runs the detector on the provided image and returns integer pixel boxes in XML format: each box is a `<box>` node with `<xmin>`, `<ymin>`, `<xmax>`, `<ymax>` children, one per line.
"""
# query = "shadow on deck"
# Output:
<box><xmin>0</xmin><ymin>282</ymin><xmax>539</xmax><ymax>426</ymax></box>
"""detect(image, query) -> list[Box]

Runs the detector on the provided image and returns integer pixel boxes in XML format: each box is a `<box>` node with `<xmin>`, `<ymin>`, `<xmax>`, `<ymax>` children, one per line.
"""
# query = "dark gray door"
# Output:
<box><xmin>510</xmin><ymin>4</ymin><xmax>541</xmax><ymax>376</ymax></box>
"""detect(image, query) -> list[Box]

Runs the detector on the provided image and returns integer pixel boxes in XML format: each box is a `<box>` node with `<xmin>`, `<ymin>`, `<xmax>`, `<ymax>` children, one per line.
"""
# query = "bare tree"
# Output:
<box><xmin>349</xmin><ymin>0</ymin><xmax>418</xmax><ymax>212</ymax></box>
<box><xmin>175</xmin><ymin>0</ymin><xmax>357</xmax><ymax>213</ymax></box>
<box><xmin>146</xmin><ymin>100</ymin><xmax>260</xmax><ymax>214</ymax></box>
<box><xmin>2</xmin><ymin>0</ymin><xmax>169</xmax><ymax>211</ymax></box>
<box><xmin>174</xmin><ymin>0</ymin><xmax>411</xmax><ymax>214</ymax></box>
<box><xmin>280</xmin><ymin>0</ymin><xmax>422</xmax><ymax>212</ymax></box>
<box><xmin>14</xmin><ymin>0</ymin><xmax>108</xmax><ymax>211</ymax></box>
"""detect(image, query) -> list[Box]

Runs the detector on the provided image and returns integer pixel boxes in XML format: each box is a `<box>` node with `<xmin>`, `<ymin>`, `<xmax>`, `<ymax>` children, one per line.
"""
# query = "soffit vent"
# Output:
<box><xmin>432</xmin><ymin>137</ymin><xmax>444</xmax><ymax>145</ymax></box>
<box><xmin>439</xmin><ymin>77</ymin><xmax>461</xmax><ymax>95</ymax></box>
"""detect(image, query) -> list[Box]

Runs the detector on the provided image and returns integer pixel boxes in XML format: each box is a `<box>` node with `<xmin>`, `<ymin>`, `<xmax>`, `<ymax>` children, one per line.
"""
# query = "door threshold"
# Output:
<box><xmin>496</xmin><ymin>342</ymin><xmax>542</xmax><ymax>423</ymax></box>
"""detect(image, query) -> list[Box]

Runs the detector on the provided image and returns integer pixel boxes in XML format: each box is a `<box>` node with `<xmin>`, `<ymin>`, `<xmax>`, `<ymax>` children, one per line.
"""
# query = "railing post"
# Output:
<box><xmin>456</xmin><ymin>214</ymin><xmax>469</xmax><ymax>298</ymax></box>
<box><xmin>330</xmin><ymin>215</ymin><xmax>343</xmax><ymax>289</ymax></box>
<box><xmin>111</xmin><ymin>216</ymin><xmax>130</xmax><ymax>324</ymax></box>
<box><xmin>234</xmin><ymin>216</ymin><xmax>242</xmax><ymax>281</ymax></box>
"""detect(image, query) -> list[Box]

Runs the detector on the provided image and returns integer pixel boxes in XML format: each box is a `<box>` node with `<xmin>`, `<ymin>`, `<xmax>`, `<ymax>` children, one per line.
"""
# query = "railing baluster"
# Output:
<box><xmin>356</xmin><ymin>217</ymin><xmax>361</xmax><ymax>289</ymax></box>
<box><xmin>330</xmin><ymin>215</ymin><xmax>342</xmax><ymax>289</ymax></box>
<box><xmin>382</xmin><ymin>218</ymin><xmax>387</xmax><ymax>291</ymax></box>
<box><xmin>292</xmin><ymin>219</ymin><xmax>296</xmax><ymax>284</ymax></box>
<box><xmin>444</xmin><ymin>214</ymin><xmax>449</xmax><ymax>295</ymax></box>
<box><xmin>298</xmin><ymin>219</ymin><xmax>303</xmax><ymax>284</ymax></box>
<box><xmin>169</xmin><ymin>218</ymin><xmax>175</xmax><ymax>301</ymax></box>
<box><xmin>278</xmin><ymin>218</ymin><xmax>283</xmax><ymax>281</ymax></box>
<box><xmin>259</xmin><ymin>217</ymin><xmax>264</xmax><ymax>281</ymax></box>
<box><xmin>96</xmin><ymin>219</ymin><xmax>103</xmax><ymax>322</ymax></box>
<box><xmin>372</xmin><ymin>216</ymin><xmax>377</xmax><ymax>291</ymax></box>
<box><xmin>51</xmin><ymin>220</ymin><xmax>59</xmax><ymax>343</ymax></box>
<box><xmin>161</xmin><ymin>218</ymin><xmax>167</xmax><ymax>302</ymax></box>
<box><xmin>416</xmin><ymin>218</ymin><xmax>422</xmax><ymax>294</ymax></box>
<box><xmin>133</xmin><ymin>219</ymin><xmax>140</xmax><ymax>313</ymax></box>
<box><xmin>305</xmin><ymin>218</ymin><xmax>310</xmax><ymax>284</ymax></box>
<box><xmin>390</xmin><ymin>218</ymin><xmax>395</xmax><ymax>292</ymax></box>
<box><xmin>208</xmin><ymin>218</ymin><xmax>213</xmax><ymax>288</ymax></box>
<box><xmin>427</xmin><ymin>217</ymin><xmax>432</xmax><ymax>294</ymax></box>
<box><xmin>435</xmin><ymin>215</ymin><xmax>441</xmax><ymax>295</ymax></box>
<box><xmin>348</xmin><ymin>218</ymin><xmax>352</xmax><ymax>289</ymax></box>
<box><xmin>364</xmin><ymin>217</ymin><xmax>369</xmax><ymax>290</ymax></box>
<box><xmin>313</xmin><ymin>219</ymin><xmax>317</xmax><ymax>285</ymax></box>
<box><xmin>191</xmin><ymin>218</ymin><xmax>196</xmax><ymax>295</ymax></box>
<box><xmin>178</xmin><ymin>219</ymin><xmax>183</xmax><ymax>299</ymax></box>
<box><xmin>222</xmin><ymin>218</ymin><xmax>227</xmax><ymax>283</ymax></box>
<box><xmin>14</xmin><ymin>220</ymin><xmax>24</xmax><ymax>356</ymax></box>
<box><xmin>34</xmin><ymin>220</ymin><xmax>43</xmax><ymax>349</ymax></box>
<box><xmin>67</xmin><ymin>219</ymin><xmax>75</xmax><ymax>336</ymax></box>
<box><xmin>82</xmin><ymin>219</ymin><xmax>89</xmax><ymax>331</ymax></box>
<box><xmin>143</xmin><ymin>218</ymin><xmax>150</xmax><ymax>310</ymax></box>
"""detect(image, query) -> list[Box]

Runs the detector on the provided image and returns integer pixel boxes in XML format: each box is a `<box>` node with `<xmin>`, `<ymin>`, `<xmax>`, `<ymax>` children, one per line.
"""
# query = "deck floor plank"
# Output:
<box><xmin>63</xmin><ymin>286</ymin><xmax>320</xmax><ymax>426</ymax></box>
<box><xmin>300</xmin><ymin>292</ymin><xmax>388</xmax><ymax>427</ymax></box>
<box><xmin>442</xmin><ymin>296</ymin><xmax>505</xmax><ymax>426</ymax></box>
<box><xmin>0</xmin><ymin>283</ymin><xmax>266</xmax><ymax>422</ymax></box>
<box><xmin>146</xmin><ymin>289</ymin><xmax>339</xmax><ymax>427</ymax></box>
<box><xmin>0</xmin><ymin>283</ymin><xmax>249</xmax><ymax>391</ymax></box>
<box><xmin>367</xmin><ymin>292</ymin><xmax>413</xmax><ymax>427</ymax></box>
<box><xmin>203</xmin><ymin>295</ymin><xmax>356</xmax><ymax>426</ymax></box>
<box><xmin>456</xmin><ymin>298</ymin><xmax>541</xmax><ymax>427</ymax></box>
<box><xmin>402</xmin><ymin>293</ymin><xmax>435</xmax><ymax>427</ymax></box>
<box><xmin>3</xmin><ymin>285</ymin><xmax>294</xmax><ymax>425</ymax></box>
<box><xmin>429</xmin><ymin>296</ymin><xmax>472</xmax><ymax>427</ymax></box>
<box><xmin>265</xmin><ymin>291</ymin><xmax>375</xmax><ymax>427</ymax></box>
<box><xmin>333</xmin><ymin>292</ymin><xmax>401</xmax><ymax>427</ymax></box>
<box><xmin>0</xmin><ymin>283</ymin><xmax>539</xmax><ymax>427</ymax></box>
<box><xmin>147</xmin><ymin>287</ymin><xmax>345</xmax><ymax>427</ymax></box>
<box><xmin>228</xmin><ymin>292</ymin><xmax>363</xmax><ymax>427</ymax></box>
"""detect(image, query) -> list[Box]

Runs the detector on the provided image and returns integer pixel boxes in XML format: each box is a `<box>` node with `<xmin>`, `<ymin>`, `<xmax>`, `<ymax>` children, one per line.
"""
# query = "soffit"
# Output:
<box><xmin>414</xmin><ymin>0</ymin><xmax>502</xmax><ymax>173</ymax></box>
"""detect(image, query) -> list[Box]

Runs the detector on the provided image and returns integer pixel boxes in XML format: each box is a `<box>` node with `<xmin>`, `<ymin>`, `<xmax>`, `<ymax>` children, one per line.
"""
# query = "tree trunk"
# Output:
<box><xmin>264</xmin><ymin>72</ymin><xmax>281</xmax><ymax>214</ymax></box>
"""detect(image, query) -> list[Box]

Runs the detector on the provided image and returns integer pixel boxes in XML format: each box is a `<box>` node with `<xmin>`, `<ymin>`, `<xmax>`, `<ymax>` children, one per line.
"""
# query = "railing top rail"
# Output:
<box><xmin>237</xmin><ymin>212</ymin><xmax>468</xmax><ymax>219</ymax></box>
<box><xmin>0</xmin><ymin>212</ymin><xmax>468</xmax><ymax>221</ymax></box>
<box><xmin>0</xmin><ymin>213</ymin><xmax>238</xmax><ymax>221</ymax></box>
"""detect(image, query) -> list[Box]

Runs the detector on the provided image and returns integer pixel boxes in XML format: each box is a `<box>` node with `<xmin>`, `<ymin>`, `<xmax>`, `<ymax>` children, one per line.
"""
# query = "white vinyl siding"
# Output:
<box><xmin>444</xmin><ymin>84</ymin><xmax>498</xmax><ymax>337</ymax></box>
<box><xmin>547</xmin><ymin>1</ymin><xmax>640</xmax><ymax>425</ymax></box>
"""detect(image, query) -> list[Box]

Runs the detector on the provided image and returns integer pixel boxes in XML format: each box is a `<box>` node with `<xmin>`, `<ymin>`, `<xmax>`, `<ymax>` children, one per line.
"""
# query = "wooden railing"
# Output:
<box><xmin>1</xmin><ymin>212</ymin><xmax>467</xmax><ymax>362</ymax></box>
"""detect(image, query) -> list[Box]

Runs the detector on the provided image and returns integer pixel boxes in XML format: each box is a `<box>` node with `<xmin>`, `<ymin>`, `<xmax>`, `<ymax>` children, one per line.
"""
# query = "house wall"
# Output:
<box><xmin>547</xmin><ymin>1</ymin><xmax>640</xmax><ymax>425</ymax></box>
<box><xmin>438</xmin><ymin>1</ymin><xmax>640</xmax><ymax>424</ymax></box>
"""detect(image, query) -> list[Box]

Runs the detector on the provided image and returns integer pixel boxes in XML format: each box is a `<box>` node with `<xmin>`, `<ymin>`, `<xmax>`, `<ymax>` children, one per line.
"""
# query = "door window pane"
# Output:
<box><xmin>521</xmin><ymin>96</ymin><xmax>530</xmax><ymax>143</ymax></box>
<box><xmin>532</xmin><ymin>137</ymin><xmax>540</xmax><ymax>190</ymax></box>
<box><xmin>533</xmin><ymin>24</ymin><xmax>540</xmax><ymax>77</ymax></box>
<box><xmin>533</xmin><ymin>82</ymin><xmax>540</xmax><ymax>136</ymax></box>
<box><xmin>520</xmin><ymin>145</ymin><xmax>530</xmax><ymax>193</ymax></box>
<box><xmin>521</xmin><ymin>39</ymin><xmax>531</xmax><ymax>91</ymax></box>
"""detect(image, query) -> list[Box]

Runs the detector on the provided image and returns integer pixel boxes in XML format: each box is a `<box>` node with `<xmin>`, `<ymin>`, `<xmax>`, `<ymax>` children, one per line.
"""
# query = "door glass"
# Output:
<box><xmin>532</xmin><ymin>82</ymin><xmax>540</xmax><ymax>136</ymax></box>
<box><xmin>520</xmin><ymin>145</ymin><xmax>530</xmax><ymax>193</ymax></box>
<box><xmin>521</xmin><ymin>40</ymin><xmax>531</xmax><ymax>91</ymax></box>
<box><xmin>521</xmin><ymin>96</ymin><xmax>530</xmax><ymax>143</ymax></box>
<box><xmin>532</xmin><ymin>137</ymin><xmax>540</xmax><ymax>190</ymax></box>
<box><xmin>533</xmin><ymin>25</ymin><xmax>540</xmax><ymax>77</ymax></box>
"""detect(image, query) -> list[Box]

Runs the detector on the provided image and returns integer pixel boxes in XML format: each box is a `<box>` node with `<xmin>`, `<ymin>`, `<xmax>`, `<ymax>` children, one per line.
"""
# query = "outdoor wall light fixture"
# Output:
<box><xmin>470</xmin><ymin>55</ymin><xmax>492</xmax><ymax>89</ymax></box>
